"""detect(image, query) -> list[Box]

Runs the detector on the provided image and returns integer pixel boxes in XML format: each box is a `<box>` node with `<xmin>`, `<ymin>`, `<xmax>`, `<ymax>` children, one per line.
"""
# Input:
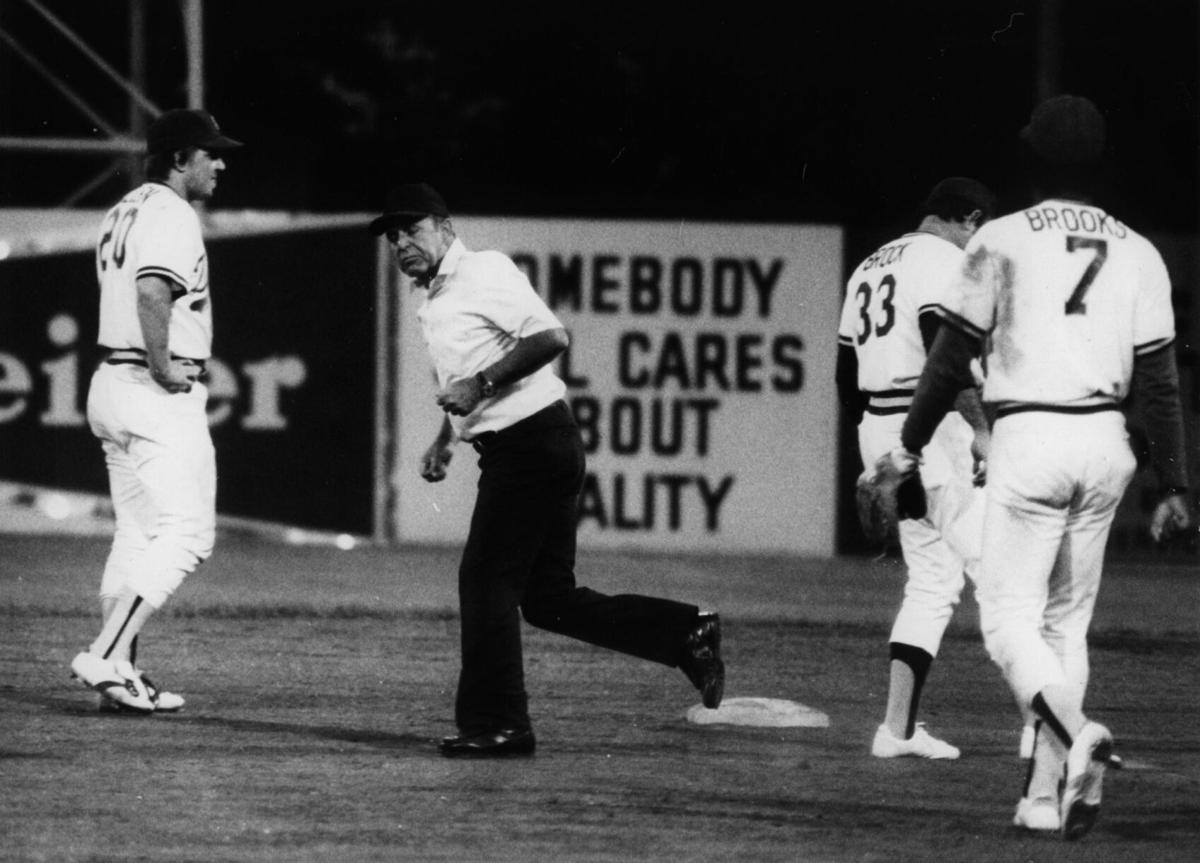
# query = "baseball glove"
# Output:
<box><xmin>855</xmin><ymin>448</ymin><xmax>928</xmax><ymax>544</ymax></box>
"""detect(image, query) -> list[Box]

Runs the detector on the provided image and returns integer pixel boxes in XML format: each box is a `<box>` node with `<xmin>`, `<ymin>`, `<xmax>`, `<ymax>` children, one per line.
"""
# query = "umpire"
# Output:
<box><xmin>370</xmin><ymin>183</ymin><xmax>724</xmax><ymax>758</ymax></box>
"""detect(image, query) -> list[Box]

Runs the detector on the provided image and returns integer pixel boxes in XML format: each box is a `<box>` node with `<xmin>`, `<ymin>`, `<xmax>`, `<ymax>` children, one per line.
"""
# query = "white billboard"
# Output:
<box><xmin>393</xmin><ymin>218</ymin><xmax>843</xmax><ymax>556</ymax></box>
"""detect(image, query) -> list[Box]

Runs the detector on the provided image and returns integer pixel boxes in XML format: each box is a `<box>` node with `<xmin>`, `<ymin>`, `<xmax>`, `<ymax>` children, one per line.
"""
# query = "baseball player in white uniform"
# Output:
<box><xmin>899</xmin><ymin>96</ymin><xmax>1192</xmax><ymax>839</ymax></box>
<box><xmin>838</xmin><ymin>177</ymin><xmax>994</xmax><ymax>760</ymax></box>
<box><xmin>70</xmin><ymin>109</ymin><xmax>242</xmax><ymax>713</ymax></box>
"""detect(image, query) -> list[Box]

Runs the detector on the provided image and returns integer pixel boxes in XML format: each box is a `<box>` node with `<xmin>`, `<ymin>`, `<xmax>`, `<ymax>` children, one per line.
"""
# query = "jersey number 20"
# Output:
<box><xmin>96</xmin><ymin>206</ymin><xmax>138</xmax><ymax>272</ymax></box>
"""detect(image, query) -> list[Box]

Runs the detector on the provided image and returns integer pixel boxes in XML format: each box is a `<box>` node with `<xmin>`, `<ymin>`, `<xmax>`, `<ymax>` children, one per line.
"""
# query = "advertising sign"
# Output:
<box><xmin>0</xmin><ymin>223</ymin><xmax>381</xmax><ymax>536</ymax></box>
<box><xmin>393</xmin><ymin>218</ymin><xmax>843</xmax><ymax>555</ymax></box>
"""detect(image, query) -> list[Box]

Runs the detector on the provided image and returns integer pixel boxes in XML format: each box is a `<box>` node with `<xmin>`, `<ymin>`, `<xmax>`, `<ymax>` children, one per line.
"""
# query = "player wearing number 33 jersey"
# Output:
<box><xmin>838</xmin><ymin>177</ymin><xmax>996</xmax><ymax>760</ymax></box>
<box><xmin>902</xmin><ymin>95</ymin><xmax>1192</xmax><ymax>839</ymax></box>
<box><xmin>69</xmin><ymin>109</ymin><xmax>242</xmax><ymax>715</ymax></box>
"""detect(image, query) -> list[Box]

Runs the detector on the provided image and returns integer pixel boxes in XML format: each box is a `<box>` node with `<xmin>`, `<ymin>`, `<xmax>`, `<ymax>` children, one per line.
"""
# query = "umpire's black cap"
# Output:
<box><xmin>147</xmin><ymin>109</ymin><xmax>243</xmax><ymax>156</ymax></box>
<box><xmin>1020</xmin><ymin>94</ymin><xmax>1106</xmax><ymax>167</ymax></box>
<box><xmin>369</xmin><ymin>183</ymin><xmax>450</xmax><ymax>235</ymax></box>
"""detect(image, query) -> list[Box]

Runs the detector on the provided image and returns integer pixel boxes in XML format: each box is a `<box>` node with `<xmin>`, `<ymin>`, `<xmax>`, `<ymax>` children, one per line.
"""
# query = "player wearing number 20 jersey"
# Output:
<box><xmin>96</xmin><ymin>182</ymin><xmax>212</xmax><ymax>360</ymax></box>
<box><xmin>837</xmin><ymin>177</ymin><xmax>996</xmax><ymax>760</ymax></box>
<box><xmin>69</xmin><ymin>109</ymin><xmax>241</xmax><ymax>716</ymax></box>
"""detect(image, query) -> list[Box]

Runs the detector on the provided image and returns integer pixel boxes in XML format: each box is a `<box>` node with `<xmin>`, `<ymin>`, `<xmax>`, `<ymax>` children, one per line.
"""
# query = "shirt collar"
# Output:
<box><xmin>427</xmin><ymin>238</ymin><xmax>467</xmax><ymax>296</ymax></box>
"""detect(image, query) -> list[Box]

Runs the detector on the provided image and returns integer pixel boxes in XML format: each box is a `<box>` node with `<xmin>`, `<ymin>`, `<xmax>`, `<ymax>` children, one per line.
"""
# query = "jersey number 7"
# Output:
<box><xmin>1064</xmin><ymin>236</ymin><xmax>1108</xmax><ymax>315</ymax></box>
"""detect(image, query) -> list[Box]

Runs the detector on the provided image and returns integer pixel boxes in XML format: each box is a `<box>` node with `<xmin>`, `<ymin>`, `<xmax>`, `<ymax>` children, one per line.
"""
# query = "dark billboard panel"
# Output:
<box><xmin>0</xmin><ymin>225</ymin><xmax>381</xmax><ymax>535</ymax></box>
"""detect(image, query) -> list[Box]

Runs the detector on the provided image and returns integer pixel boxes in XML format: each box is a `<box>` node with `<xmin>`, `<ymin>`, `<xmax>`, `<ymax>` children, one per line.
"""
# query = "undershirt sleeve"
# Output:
<box><xmin>836</xmin><ymin>343</ymin><xmax>866</xmax><ymax>425</ymax></box>
<box><xmin>901</xmin><ymin>322</ymin><xmax>982</xmax><ymax>453</ymax></box>
<box><xmin>1131</xmin><ymin>342</ymin><xmax>1190</xmax><ymax>492</ymax></box>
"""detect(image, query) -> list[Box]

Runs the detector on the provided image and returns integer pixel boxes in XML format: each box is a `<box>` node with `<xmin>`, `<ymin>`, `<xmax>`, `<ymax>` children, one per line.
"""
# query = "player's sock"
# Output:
<box><xmin>887</xmin><ymin>642</ymin><xmax>933</xmax><ymax>738</ymax></box>
<box><xmin>99</xmin><ymin>595</ymin><xmax>142</xmax><ymax>665</ymax></box>
<box><xmin>1031</xmin><ymin>691</ymin><xmax>1083</xmax><ymax>750</ymax></box>
<box><xmin>89</xmin><ymin>589</ymin><xmax>155</xmax><ymax>661</ymax></box>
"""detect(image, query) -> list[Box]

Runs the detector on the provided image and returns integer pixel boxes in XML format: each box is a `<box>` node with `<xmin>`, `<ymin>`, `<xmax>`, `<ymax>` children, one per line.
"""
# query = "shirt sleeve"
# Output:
<box><xmin>1133</xmin><ymin>241</ymin><xmax>1176</xmax><ymax>356</ymax></box>
<box><xmin>916</xmin><ymin>242</ymin><xmax>963</xmax><ymax>317</ymax></box>
<box><xmin>135</xmin><ymin>198</ymin><xmax>200</xmax><ymax>290</ymax></box>
<box><xmin>463</xmin><ymin>251</ymin><xmax>565</xmax><ymax>337</ymax></box>
<box><xmin>938</xmin><ymin>236</ymin><xmax>1000</xmax><ymax>341</ymax></box>
<box><xmin>837</xmin><ymin>282</ymin><xmax>860</xmax><ymax>347</ymax></box>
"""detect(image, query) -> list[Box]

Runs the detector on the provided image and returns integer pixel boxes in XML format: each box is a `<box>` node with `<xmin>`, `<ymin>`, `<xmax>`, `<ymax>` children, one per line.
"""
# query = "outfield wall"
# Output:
<box><xmin>1</xmin><ymin>210</ymin><xmax>1196</xmax><ymax>558</ymax></box>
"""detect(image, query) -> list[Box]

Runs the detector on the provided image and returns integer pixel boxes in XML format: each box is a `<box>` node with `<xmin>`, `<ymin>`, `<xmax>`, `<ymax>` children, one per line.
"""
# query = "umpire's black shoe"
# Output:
<box><xmin>438</xmin><ymin>727</ymin><xmax>536</xmax><ymax>759</ymax></box>
<box><xmin>679</xmin><ymin>611</ymin><xmax>725</xmax><ymax>709</ymax></box>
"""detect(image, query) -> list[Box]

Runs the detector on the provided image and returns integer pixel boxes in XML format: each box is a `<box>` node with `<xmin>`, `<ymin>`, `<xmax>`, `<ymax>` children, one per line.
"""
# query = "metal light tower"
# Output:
<box><xmin>0</xmin><ymin>0</ymin><xmax>205</xmax><ymax>205</ymax></box>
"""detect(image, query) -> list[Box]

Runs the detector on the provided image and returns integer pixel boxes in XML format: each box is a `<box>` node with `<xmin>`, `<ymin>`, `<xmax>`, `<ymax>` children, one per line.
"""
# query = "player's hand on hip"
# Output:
<box><xmin>435</xmin><ymin>378</ymin><xmax>482</xmax><ymax>416</ymax></box>
<box><xmin>1149</xmin><ymin>492</ymin><xmax>1193</xmax><ymax>543</ymax></box>
<box><xmin>150</xmin><ymin>362</ymin><xmax>195</xmax><ymax>394</ymax></box>
<box><xmin>420</xmin><ymin>442</ymin><xmax>453</xmax><ymax>482</ymax></box>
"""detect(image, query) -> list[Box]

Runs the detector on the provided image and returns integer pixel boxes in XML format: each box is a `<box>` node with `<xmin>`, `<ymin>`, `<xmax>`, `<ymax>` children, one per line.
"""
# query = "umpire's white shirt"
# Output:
<box><xmin>418</xmin><ymin>238</ymin><xmax>566</xmax><ymax>441</ymax></box>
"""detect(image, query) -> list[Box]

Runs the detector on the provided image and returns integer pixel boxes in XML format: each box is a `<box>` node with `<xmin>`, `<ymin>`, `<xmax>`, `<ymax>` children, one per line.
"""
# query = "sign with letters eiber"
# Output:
<box><xmin>393</xmin><ymin>218</ymin><xmax>843</xmax><ymax>556</ymax></box>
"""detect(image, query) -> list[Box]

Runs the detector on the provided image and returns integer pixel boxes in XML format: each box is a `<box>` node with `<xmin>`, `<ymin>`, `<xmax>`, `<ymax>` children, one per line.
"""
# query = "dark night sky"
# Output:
<box><xmin>1</xmin><ymin>0</ymin><xmax>1197</xmax><ymax>235</ymax></box>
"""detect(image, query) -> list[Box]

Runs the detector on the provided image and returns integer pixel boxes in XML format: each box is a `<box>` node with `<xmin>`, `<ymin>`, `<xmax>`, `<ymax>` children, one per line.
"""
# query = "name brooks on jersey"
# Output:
<box><xmin>1021</xmin><ymin>203</ymin><xmax>1128</xmax><ymax>239</ymax></box>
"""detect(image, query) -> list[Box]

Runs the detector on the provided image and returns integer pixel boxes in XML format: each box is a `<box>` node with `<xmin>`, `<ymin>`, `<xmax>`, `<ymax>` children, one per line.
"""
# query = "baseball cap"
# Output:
<box><xmin>369</xmin><ymin>183</ymin><xmax>450</xmax><ymax>235</ymax></box>
<box><xmin>1020</xmin><ymin>94</ymin><xmax>1106</xmax><ymax>167</ymax></box>
<box><xmin>923</xmin><ymin>176</ymin><xmax>997</xmax><ymax>220</ymax></box>
<box><xmin>147</xmin><ymin>109</ymin><xmax>243</xmax><ymax>156</ymax></box>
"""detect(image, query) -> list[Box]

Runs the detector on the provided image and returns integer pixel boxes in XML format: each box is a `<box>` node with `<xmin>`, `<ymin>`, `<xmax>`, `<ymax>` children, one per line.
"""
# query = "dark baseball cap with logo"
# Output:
<box><xmin>369</xmin><ymin>183</ymin><xmax>450</xmax><ymax>235</ymax></box>
<box><xmin>146</xmin><ymin>108</ymin><xmax>243</xmax><ymax>156</ymax></box>
<box><xmin>1020</xmin><ymin>94</ymin><xmax>1106</xmax><ymax>167</ymax></box>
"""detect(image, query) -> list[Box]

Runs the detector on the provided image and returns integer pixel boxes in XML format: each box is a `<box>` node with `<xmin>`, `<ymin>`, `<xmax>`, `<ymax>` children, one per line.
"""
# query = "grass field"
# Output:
<box><xmin>1</xmin><ymin>532</ymin><xmax>1198</xmax><ymax>862</ymax></box>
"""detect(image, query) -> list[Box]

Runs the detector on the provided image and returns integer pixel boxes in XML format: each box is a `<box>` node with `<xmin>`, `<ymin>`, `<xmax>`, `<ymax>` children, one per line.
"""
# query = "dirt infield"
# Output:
<box><xmin>1</xmin><ymin>534</ymin><xmax>1198</xmax><ymax>862</ymax></box>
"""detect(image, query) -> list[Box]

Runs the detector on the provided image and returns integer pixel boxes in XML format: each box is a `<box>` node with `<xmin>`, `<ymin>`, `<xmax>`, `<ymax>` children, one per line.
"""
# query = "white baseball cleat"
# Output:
<box><xmin>141</xmin><ymin>672</ymin><xmax>185</xmax><ymax>712</ymax></box>
<box><xmin>98</xmin><ymin>670</ymin><xmax>185</xmax><ymax>713</ymax></box>
<box><xmin>1060</xmin><ymin>721</ymin><xmax>1114</xmax><ymax>841</ymax></box>
<box><xmin>1013</xmin><ymin>795</ymin><xmax>1061</xmax><ymax>831</ymax></box>
<box><xmin>871</xmin><ymin>723</ymin><xmax>961</xmax><ymax>760</ymax></box>
<box><xmin>71</xmin><ymin>652</ymin><xmax>155</xmax><ymax>714</ymax></box>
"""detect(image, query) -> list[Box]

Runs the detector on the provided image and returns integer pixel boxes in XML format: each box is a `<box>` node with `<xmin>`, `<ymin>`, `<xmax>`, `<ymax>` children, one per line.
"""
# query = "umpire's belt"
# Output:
<box><xmin>468</xmin><ymin>400</ymin><xmax>572</xmax><ymax>453</ymax></box>
<box><xmin>102</xmin><ymin>347</ymin><xmax>207</xmax><ymax>374</ymax></box>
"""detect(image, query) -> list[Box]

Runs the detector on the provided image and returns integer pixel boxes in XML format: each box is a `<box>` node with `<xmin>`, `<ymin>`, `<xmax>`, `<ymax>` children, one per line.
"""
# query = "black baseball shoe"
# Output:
<box><xmin>679</xmin><ymin>611</ymin><xmax>724</xmax><ymax>709</ymax></box>
<box><xmin>438</xmin><ymin>728</ymin><xmax>536</xmax><ymax>758</ymax></box>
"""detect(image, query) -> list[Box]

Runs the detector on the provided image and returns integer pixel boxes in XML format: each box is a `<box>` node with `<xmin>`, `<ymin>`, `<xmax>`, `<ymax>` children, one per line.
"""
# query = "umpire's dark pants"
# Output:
<box><xmin>455</xmin><ymin>399</ymin><xmax>700</xmax><ymax>734</ymax></box>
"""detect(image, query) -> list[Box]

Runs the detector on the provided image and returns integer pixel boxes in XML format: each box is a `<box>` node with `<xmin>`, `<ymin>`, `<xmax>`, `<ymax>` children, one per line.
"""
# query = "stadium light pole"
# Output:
<box><xmin>1034</xmin><ymin>0</ymin><xmax>1063</xmax><ymax>102</ymax></box>
<box><xmin>126</xmin><ymin>0</ymin><xmax>148</xmax><ymax>187</ymax></box>
<box><xmin>0</xmin><ymin>0</ymin><xmax>206</xmax><ymax>205</ymax></box>
<box><xmin>184</xmin><ymin>0</ymin><xmax>204</xmax><ymax>109</ymax></box>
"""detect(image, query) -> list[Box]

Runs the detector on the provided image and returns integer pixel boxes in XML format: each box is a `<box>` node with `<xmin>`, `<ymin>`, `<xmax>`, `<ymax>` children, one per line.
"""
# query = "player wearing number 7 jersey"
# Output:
<box><xmin>70</xmin><ymin>109</ymin><xmax>241</xmax><ymax>714</ymax></box>
<box><xmin>901</xmin><ymin>95</ymin><xmax>1193</xmax><ymax>839</ymax></box>
<box><xmin>837</xmin><ymin>176</ymin><xmax>996</xmax><ymax>760</ymax></box>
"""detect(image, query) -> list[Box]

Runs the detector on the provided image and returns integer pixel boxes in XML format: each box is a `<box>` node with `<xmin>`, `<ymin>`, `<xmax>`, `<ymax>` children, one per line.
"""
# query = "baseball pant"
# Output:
<box><xmin>455</xmin><ymin>400</ymin><xmax>700</xmax><ymax>735</ymax></box>
<box><xmin>86</xmin><ymin>362</ymin><xmax>216</xmax><ymax>609</ymax></box>
<box><xmin>859</xmin><ymin>411</ymin><xmax>983</xmax><ymax>656</ymax></box>
<box><xmin>975</xmin><ymin>410</ymin><xmax>1135</xmax><ymax>710</ymax></box>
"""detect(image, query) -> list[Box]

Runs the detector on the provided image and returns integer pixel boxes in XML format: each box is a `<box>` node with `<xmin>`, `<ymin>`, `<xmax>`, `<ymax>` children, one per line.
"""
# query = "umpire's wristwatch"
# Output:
<box><xmin>475</xmin><ymin>372</ymin><xmax>497</xmax><ymax>398</ymax></box>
